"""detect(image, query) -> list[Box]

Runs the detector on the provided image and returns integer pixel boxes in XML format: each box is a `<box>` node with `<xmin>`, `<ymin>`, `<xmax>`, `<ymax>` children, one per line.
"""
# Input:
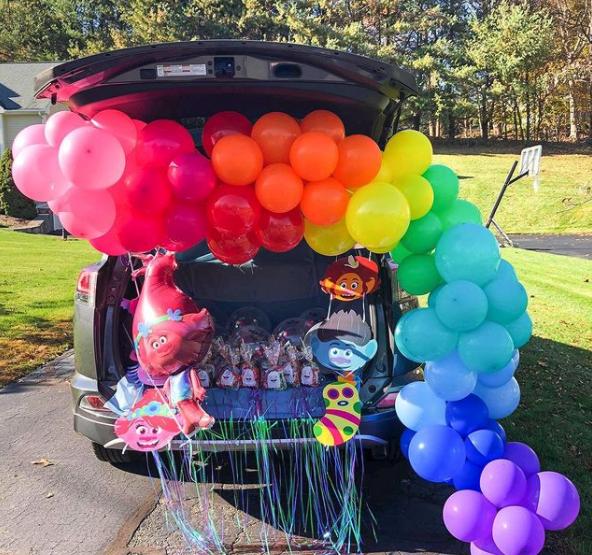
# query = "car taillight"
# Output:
<box><xmin>76</xmin><ymin>269</ymin><xmax>96</xmax><ymax>302</ymax></box>
<box><xmin>80</xmin><ymin>395</ymin><xmax>112</xmax><ymax>413</ymax></box>
<box><xmin>376</xmin><ymin>391</ymin><xmax>398</xmax><ymax>409</ymax></box>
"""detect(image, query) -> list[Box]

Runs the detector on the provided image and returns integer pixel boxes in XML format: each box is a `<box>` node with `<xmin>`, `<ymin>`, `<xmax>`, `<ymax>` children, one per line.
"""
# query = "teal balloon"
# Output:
<box><xmin>401</xmin><ymin>212</ymin><xmax>443</xmax><ymax>253</ymax></box>
<box><xmin>395</xmin><ymin>307</ymin><xmax>459</xmax><ymax>363</ymax></box>
<box><xmin>428</xmin><ymin>283</ymin><xmax>444</xmax><ymax>308</ymax></box>
<box><xmin>484</xmin><ymin>277</ymin><xmax>528</xmax><ymax>324</ymax></box>
<box><xmin>390</xmin><ymin>242</ymin><xmax>412</xmax><ymax>264</ymax></box>
<box><xmin>496</xmin><ymin>259</ymin><xmax>517</xmax><ymax>281</ymax></box>
<box><xmin>435</xmin><ymin>223</ymin><xmax>501</xmax><ymax>286</ymax></box>
<box><xmin>505</xmin><ymin>312</ymin><xmax>533</xmax><ymax>348</ymax></box>
<box><xmin>422</xmin><ymin>164</ymin><xmax>459</xmax><ymax>212</ymax></box>
<box><xmin>474</xmin><ymin>378</ymin><xmax>521</xmax><ymax>419</ymax></box>
<box><xmin>458</xmin><ymin>321</ymin><xmax>514</xmax><ymax>373</ymax></box>
<box><xmin>435</xmin><ymin>280</ymin><xmax>489</xmax><ymax>331</ymax></box>
<box><xmin>436</xmin><ymin>199</ymin><xmax>483</xmax><ymax>231</ymax></box>
<box><xmin>398</xmin><ymin>254</ymin><xmax>442</xmax><ymax>295</ymax></box>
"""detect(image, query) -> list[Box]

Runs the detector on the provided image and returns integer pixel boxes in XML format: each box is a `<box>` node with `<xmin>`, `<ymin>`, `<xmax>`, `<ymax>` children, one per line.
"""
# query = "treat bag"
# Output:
<box><xmin>300</xmin><ymin>344</ymin><xmax>321</xmax><ymax>386</ymax></box>
<box><xmin>239</xmin><ymin>341</ymin><xmax>260</xmax><ymax>388</ymax></box>
<box><xmin>281</xmin><ymin>342</ymin><xmax>301</xmax><ymax>387</ymax></box>
<box><xmin>262</xmin><ymin>338</ymin><xmax>286</xmax><ymax>390</ymax></box>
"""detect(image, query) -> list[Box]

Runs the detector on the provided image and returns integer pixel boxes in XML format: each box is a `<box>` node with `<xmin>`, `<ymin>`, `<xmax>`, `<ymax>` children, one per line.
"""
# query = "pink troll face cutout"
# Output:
<box><xmin>114</xmin><ymin>389</ymin><xmax>182</xmax><ymax>452</ymax></box>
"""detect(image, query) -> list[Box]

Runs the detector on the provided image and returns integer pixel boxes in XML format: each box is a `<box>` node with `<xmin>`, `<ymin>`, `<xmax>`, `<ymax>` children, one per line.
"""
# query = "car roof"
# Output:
<box><xmin>35</xmin><ymin>40</ymin><xmax>417</xmax><ymax>143</ymax></box>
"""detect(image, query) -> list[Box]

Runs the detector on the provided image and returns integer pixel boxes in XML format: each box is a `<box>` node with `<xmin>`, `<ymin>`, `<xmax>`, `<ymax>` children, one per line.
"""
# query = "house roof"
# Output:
<box><xmin>0</xmin><ymin>62</ymin><xmax>59</xmax><ymax>111</ymax></box>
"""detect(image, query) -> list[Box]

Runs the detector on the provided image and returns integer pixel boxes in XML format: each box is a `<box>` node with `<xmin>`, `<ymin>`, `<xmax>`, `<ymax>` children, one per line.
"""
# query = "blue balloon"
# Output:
<box><xmin>474</xmin><ymin>378</ymin><xmax>521</xmax><ymax>420</ymax></box>
<box><xmin>408</xmin><ymin>425</ymin><xmax>466</xmax><ymax>482</ymax></box>
<box><xmin>435</xmin><ymin>280</ymin><xmax>488</xmax><ymax>331</ymax></box>
<box><xmin>458</xmin><ymin>321</ymin><xmax>514</xmax><ymax>373</ymax></box>
<box><xmin>465</xmin><ymin>429</ymin><xmax>505</xmax><ymax>466</ymax></box>
<box><xmin>505</xmin><ymin>312</ymin><xmax>532</xmax><ymax>348</ymax></box>
<box><xmin>496</xmin><ymin>259</ymin><xmax>517</xmax><ymax>281</ymax></box>
<box><xmin>482</xmin><ymin>419</ymin><xmax>507</xmax><ymax>443</ymax></box>
<box><xmin>478</xmin><ymin>350</ymin><xmax>519</xmax><ymax>388</ymax></box>
<box><xmin>484</xmin><ymin>277</ymin><xmax>528</xmax><ymax>324</ymax></box>
<box><xmin>424</xmin><ymin>351</ymin><xmax>477</xmax><ymax>401</ymax></box>
<box><xmin>428</xmin><ymin>283</ymin><xmax>444</xmax><ymax>308</ymax></box>
<box><xmin>435</xmin><ymin>223</ymin><xmax>501</xmax><ymax>286</ymax></box>
<box><xmin>395</xmin><ymin>307</ymin><xmax>458</xmax><ymax>363</ymax></box>
<box><xmin>394</xmin><ymin>381</ymin><xmax>447</xmax><ymax>431</ymax></box>
<box><xmin>400</xmin><ymin>428</ymin><xmax>416</xmax><ymax>459</ymax></box>
<box><xmin>453</xmin><ymin>460</ymin><xmax>484</xmax><ymax>491</ymax></box>
<box><xmin>446</xmin><ymin>394</ymin><xmax>489</xmax><ymax>436</ymax></box>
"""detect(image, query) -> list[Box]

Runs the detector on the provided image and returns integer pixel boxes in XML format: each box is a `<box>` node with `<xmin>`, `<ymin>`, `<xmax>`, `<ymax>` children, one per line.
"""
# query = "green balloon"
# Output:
<box><xmin>401</xmin><ymin>212</ymin><xmax>443</xmax><ymax>253</ymax></box>
<box><xmin>397</xmin><ymin>253</ymin><xmax>442</xmax><ymax>295</ymax></box>
<box><xmin>437</xmin><ymin>199</ymin><xmax>483</xmax><ymax>230</ymax></box>
<box><xmin>422</xmin><ymin>164</ymin><xmax>459</xmax><ymax>212</ymax></box>
<box><xmin>390</xmin><ymin>242</ymin><xmax>413</xmax><ymax>264</ymax></box>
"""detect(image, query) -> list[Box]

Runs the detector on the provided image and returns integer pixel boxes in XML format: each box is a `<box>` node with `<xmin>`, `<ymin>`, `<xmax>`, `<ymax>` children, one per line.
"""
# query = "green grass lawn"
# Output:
<box><xmin>0</xmin><ymin>229</ymin><xmax>97</xmax><ymax>386</ymax></box>
<box><xmin>434</xmin><ymin>143</ymin><xmax>592</xmax><ymax>234</ymax></box>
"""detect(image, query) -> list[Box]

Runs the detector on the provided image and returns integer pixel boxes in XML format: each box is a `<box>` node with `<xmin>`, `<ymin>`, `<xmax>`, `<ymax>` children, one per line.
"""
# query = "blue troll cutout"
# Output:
<box><xmin>311</xmin><ymin>310</ymin><xmax>377</xmax><ymax>375</ymax></box>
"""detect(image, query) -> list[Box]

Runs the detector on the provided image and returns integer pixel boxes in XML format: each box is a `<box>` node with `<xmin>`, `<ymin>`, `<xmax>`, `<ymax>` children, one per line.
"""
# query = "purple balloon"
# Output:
<box><xmin>472</xmin><ymin>534</ymin><xmax>503</xmax><ymax>555</ymax></box>
<box><xmin>480</xmin><ymin>459</ymin><xmax>527</xmax><ymax>508</ymax></box>
<box><xmin>443</xmin><ymin>490</ymin><xmax>497</xmax><ymax>542</ymax></box>
<box><xmin>503</xmin><ymin>442</ymin><xmax>540</xmax><ymax>478</ymax></box>
<box><xmin>522</xmin><ymin>472</ymin><xmax>580</xmax><ymax>531</ymax></box>
<box><xmin>492</xmin><ymin>506</ymin><xmax>545</xmax><ymax>555</ymax></box>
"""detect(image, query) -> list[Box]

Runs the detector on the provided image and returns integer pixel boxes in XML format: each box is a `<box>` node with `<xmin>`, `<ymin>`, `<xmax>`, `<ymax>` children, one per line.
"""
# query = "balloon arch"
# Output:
<box><xmin>12</xmin><ymin>109</ymin><xmax>579</xmax><ymax>555</ymax></box>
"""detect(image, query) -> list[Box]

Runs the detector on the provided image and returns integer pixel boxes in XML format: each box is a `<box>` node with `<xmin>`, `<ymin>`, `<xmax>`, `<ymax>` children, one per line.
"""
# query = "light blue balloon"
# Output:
<box><xmin>435</xmin><ymin>223</ymin><xmax>501</xmax><ymax>286</ymax></box>
<box><xmin>435</xmin><ymin>280</ymin><xmax>488</xmax><ymax>331</ymax></box>
<box><xmin>395</xmin><ymin>307</ymin><xmax>459</xmax><ymax>363</ymax></box>
<box><xmin>496</xmin><ymin>259</ymin><xmax>517</xmax><ymax>281</ymax></box>
<box><xmin>394</xmin><ymin>381</ymin><xmax>447</xmax><ymax>431</ymax></box>
<box><xmin>428</xmin><ymin>283</ymin><xmax>445</xmax><ymax>308</ymax></box>
<box><xmin>505</xmin><ymin>312</ymin><xmax>533</xmax><ymax>348</ymax></box>
<box><xmin>474</xmin><ymin>377</ymin><xmax>521</xmax><ymax>419</ymax></box>
<box><xmin>424</xmin><ymin>351</ymin><xmax>477</xmax><ymax>401</ymax></box>
<box><xmin>458</xmin><ymin>321</ymin><xmax>514</xmax><ymax>373</ymax></box>
<box><xmin>478</xmin><ymin>350</ymin><xmax>519</xmax><ymax>388</ymax></box>
<box><xmin>484</xmin><ymin>277</ymin><xmax>528</xmax><ymax>324</ymax></box>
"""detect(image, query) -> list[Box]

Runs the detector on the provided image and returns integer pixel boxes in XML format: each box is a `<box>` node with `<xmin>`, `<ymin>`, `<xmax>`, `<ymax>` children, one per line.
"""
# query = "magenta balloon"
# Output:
<box><xmin>503</xmin><ymin>443</ymin><xmax>540</xmax><ymax>478</ymax></box>
<box><xmin>443</xmin><ymin>490</ymin><xmax>497</xmax><ymax>543</ymax></box>
<box><xmin>12</xmin><ymin>124</ymin><xmax>47</xmax><ymax>158</ymax></box>
<box><xmin>471</xmin><ymin>535</ymin><xmax>503</xmax><ymax>555</ymax></box>
<box><xmin>162</xmin><ymin>202</ymin><xmax>207</xmax><ymax>251</ymax></box>
<box><xmin>117</xmin><ymin>213</ymin><xmax>164</xmax><ymax>253</ymax></box>
<box><xmin>136</xmin><ymin>120</ymin><xmax>194</xmax><ymax>168</ymax></box>
<box><xmin>167</xmin><ymin>152</ymin><xmax>216</xmax><ymax>203</ymax></box>
<box><xmin>92</xmin><ymin>109</ymin><xmax>137</xmax><ymax>155</ymax></box>
<box><xmin>522</xmin><ymin>472</ymin><xmax>580</xmax><ymax>531</ymax></box>
<box><xmin>124</xmin><ymin>167</ymin><xmax>172</xmax><ymax>215</ymax></box>
<box><xmin>58</xmin><ymin>187</ymin><xmax>116</xmax><ymax>239</ymax></box>
<box><xmin>481</xmin><ymin>459</ymin><xmax>527</xmax><ymax>508</ymax></box>
<box><xmin>45</xmin><ymin>111</ymin><xmax>87</xmax><ymax>147</ymax></box>
<box><xmin>58</xmin><ymin>126</ymin><xmax>126</xmax><ymax>189</ymax></box>
<box><xmin>11</xmin><ymin>144</ymin><xmax>69</xmax><ymax>202</ymax></box>
<box><xmin>132</xmin><ymin>119</ymin><xmax>147</xmax><ymax>132</ymax></box>
<box><xmin>90</xmin><ymin>227</ymin><xmax>128</xmax><ymax>255</ymax></box>
<box><xmin>492</xmin><ymin>506</ymin><xmax>545</xmax><ymax>555</ymax></box>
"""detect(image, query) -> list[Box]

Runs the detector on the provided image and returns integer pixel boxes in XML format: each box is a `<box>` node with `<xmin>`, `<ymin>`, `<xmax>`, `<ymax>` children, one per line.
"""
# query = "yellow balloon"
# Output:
<box><xmin>345</xmin><ymin>182</ymin><xmax>411</xmax><ymax>252</ymax></box>
<box><xmin>383</xmin><ymin>130</ymin><xmax>433</xmax><ymax>179</ymax></box>
<box><xmin>371</xmin><ymin>155</ymin><xmax>394</xmax><ymax>183</ymax></box>
<box><xmin>304</xmin><ymin>217</ymin><xmax>355</xmax><ymax>256</ymax></box>
<box><xmin>393</xmin><ymin>174</ymin><xmax>434</xmax><ymax>220</ymax></box>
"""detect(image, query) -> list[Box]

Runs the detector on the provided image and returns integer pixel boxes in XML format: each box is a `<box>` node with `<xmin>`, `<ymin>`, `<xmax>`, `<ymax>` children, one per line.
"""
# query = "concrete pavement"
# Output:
<box><xmin>509</xmin><ymin>234</ymin><xmax>592</xmax><ymax>259</ymax></box>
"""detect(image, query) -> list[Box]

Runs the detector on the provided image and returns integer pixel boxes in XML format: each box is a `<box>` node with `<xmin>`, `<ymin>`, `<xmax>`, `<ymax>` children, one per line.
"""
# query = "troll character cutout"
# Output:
<box><xmin>311</xmin><ymin>310</ymin><xmax>377</xmax><ymax>378</ymax></box>
<box><xmin>320</xmin><ymin>255</ymin><xmax>380</xmax><ymax>302</ymax></box>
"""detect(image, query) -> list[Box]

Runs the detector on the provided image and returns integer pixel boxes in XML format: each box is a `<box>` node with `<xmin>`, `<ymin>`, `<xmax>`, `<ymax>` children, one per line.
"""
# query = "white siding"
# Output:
<box><xmin>0</xmin><ymin>115</ymin><xmax>4</xmax><ymax>153</ymax></box>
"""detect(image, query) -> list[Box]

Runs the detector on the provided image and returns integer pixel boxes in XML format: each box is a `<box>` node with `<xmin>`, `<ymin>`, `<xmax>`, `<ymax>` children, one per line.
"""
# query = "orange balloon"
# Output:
<box><xmin>333</xmin><ymin>135</ymin><xmax>382</xmax><ymax>188</ymax></box>
<box><xmin>212</xmin><ymin>134</ymin><xmax>263</xmax><ymax>186</ymax></box>
<box><xmin>300</xmin><ymin>177</ymin><xmax>350</xmax><ymax>226</ymax></box>
<box><xmin>255</xmin><ymin>163</ymin><xmax>304</xmax><ymax>213</ymax></box>
<box><xmin>300</xmin><ymin>110</ymin><xmax>345</xmax><ymax>143</ymax></box>
<box><xmin>290</xmin><ymin>132</ymin><xmax>339</xmax><ymax>182</ymax></box>
<box><xmin>251</xmin><ymin>112</ymin><xmax>301</xmax><ymax>165</ymax></box>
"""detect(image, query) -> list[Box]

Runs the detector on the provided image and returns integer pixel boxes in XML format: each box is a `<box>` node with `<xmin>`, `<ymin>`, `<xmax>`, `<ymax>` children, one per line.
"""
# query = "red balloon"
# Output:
<box><xmin>256</xmin><ymin>208</ymin><xmax>304</xmax><ymax>252</ymax></box>
<box><xmin>136</xmin><ymin>120</ymin><xmax>194</xmax><ymax>168</ymax></box>
<box><xmin>124</xmin><ymin>167</ymin><xmax>172</xmax><ymax>216</ymax></box>
<box><xmin>168</xmin><ymin>151</ymin><xmax>216</xmax><ymax>203</ymax></box>
<box><xmin>207</xmin><ymin>227</ymin><xmax>260</xmax><ymax>265</ymax></box>
<box><xmin>90</xmin><ymin>205</ymin><xmax>131</xmax><ymax>255</ymax></box>
<box><xmin>117</xmin><ymin>212</ymin><xmax>164</xmax><ymax>253</ymax></box>
<box><xmin>161</xmin><ymin>203</ymin><xmax>207</xmax><ymax>252</ymax></box>
<box><xmin>205</xmin><ymin>184</ymin><xmax>261</xmax><ymax>235</ymax></box>
<box><xmin>202</xmin><ymin>111</ymin><xmax>253</xmax><ymax>157</ymax></box>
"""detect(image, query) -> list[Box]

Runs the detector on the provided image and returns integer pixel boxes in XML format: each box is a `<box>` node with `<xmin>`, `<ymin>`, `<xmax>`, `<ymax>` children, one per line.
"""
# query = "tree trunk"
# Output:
<box><xmin>413</xmin><ymin>112</ymin><xmax>421</xmax><ymax>131</ymax></box>
<box><xmin>525</xmin><ymin>72</ymin><xmax>531</xmax><ymax>142</ymax></box>
<box><xmin>448</xmin><ymin>113</ymin><xmax>456</xmax><ymax>140</ymax></box>
<box><xmin>480</xmin><ymin>88</ymin><xmax>489</xmax><ymax>140</ymax></box>
<box><xmin>568</xmin><ymin>78</ymin><xmax>578</xmax><ymax>141</ymax></box>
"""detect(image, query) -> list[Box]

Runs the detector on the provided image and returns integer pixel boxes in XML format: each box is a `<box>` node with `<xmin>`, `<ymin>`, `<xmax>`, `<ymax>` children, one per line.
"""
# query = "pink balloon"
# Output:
<box><xmin>58</xmin><ymin>187</ymin><xmax>116</xmax><ymax>239</ymax></box>
<box><xmin>12</xmin><ymin>124</ymin><xmax>47</xmax><ymax>158</ymax></box>
<box><xmin>92</xmin><ymin>109</ymin><xmax>137</xmax><ymax>155</ymax></box>
<box><xmin>132</xmin><ymin>119</ymin><xmax>147</xmax><ymax>132</ymax></box>
<box><xmin>59</xmin><ymin>126</ymin><xmax>126</xmax><ymax>189</ymax></box>
<box><xmin>168</xmin><ymin>152</ymin><xmax>216</xmax><ymax>203</ymax></box>
<box><xmin>124</xmin><ymin>167</ymin><xmax>172</xmax><ymax>215</ymax></box>
<box><xmin>90</xmin><ymin>229</ymin><xmax>128</xmax><ymax>256</ymax></box>
<box><xmin>12</xmin><ymin>144</ymin><xmax>69</xmax><ymax>202</ymax></box>
<box><xmin>161</xmin><ymin>203</ymin><xmax>207</xmax><ymax>251</ymax></box>
<box><xmin>136</xmin><ymin>120</ymin><xmax>194</xmax><ymax>168</ymax></box>
<box><xmin>117</xmin><ymin>213</ymin><xmax>164</xmax><ymax>253</ymax></box>
<box><xmin>45</xmin><ymin>111</ymin><xmax>87</xmax><ymax>147</ymax></box>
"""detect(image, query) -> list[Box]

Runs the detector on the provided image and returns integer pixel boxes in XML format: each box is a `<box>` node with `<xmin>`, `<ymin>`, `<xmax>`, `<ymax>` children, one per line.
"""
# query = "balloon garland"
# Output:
<box><xmin>11</xmin><ymin>109</ymin><xmax>580</xmax><ymax>555</ymax></box>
